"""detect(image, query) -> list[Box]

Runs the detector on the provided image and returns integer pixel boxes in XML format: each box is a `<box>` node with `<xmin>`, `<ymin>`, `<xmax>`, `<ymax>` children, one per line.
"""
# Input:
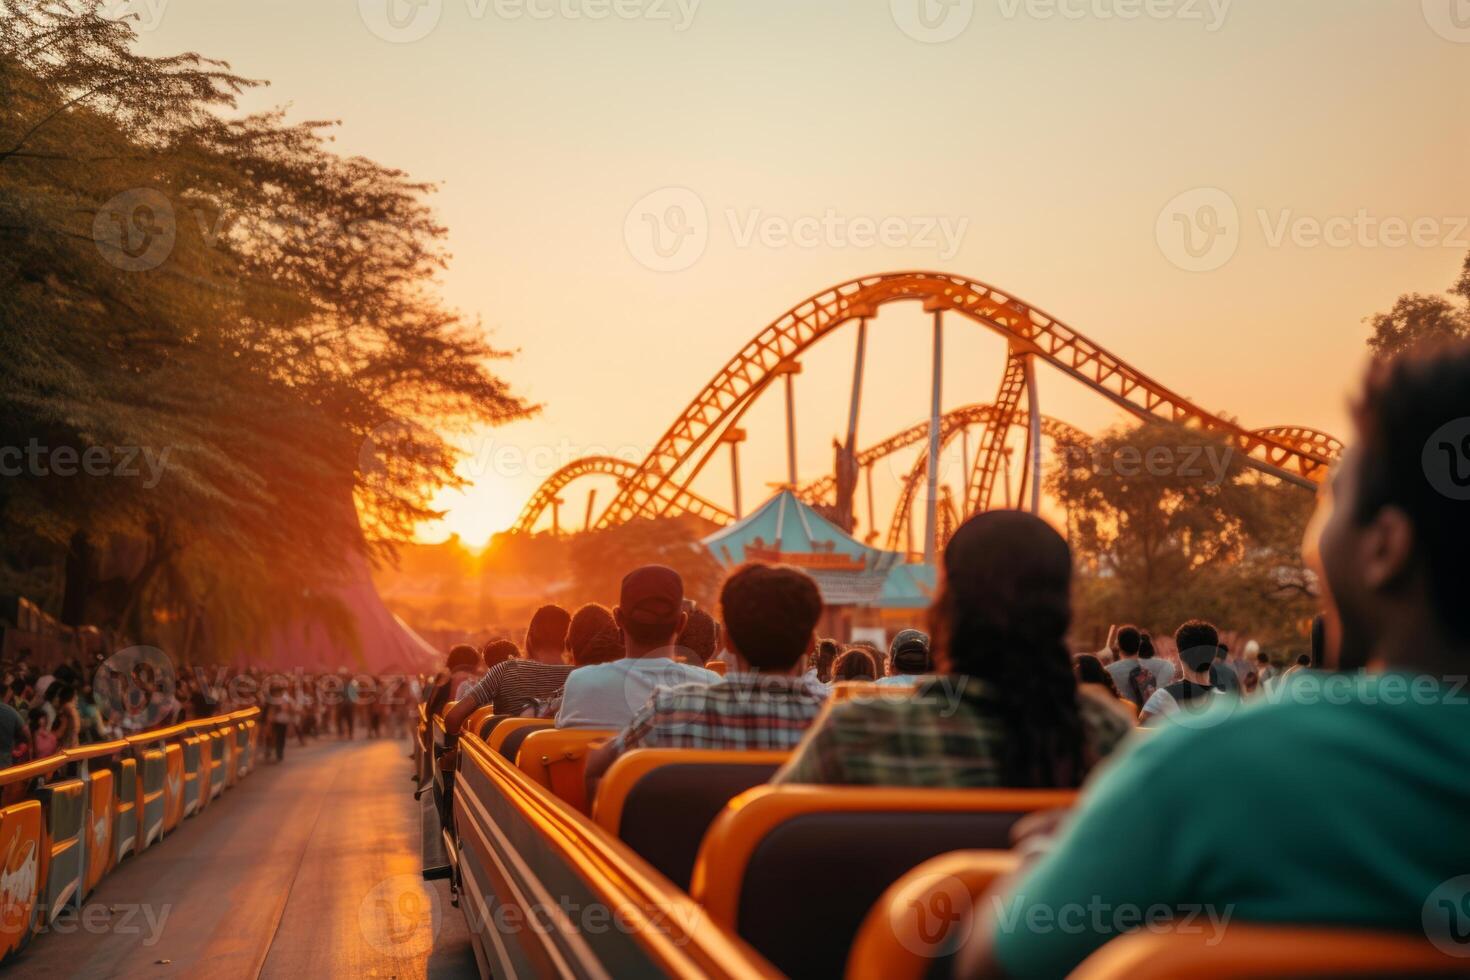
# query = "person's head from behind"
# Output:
<box><xmin>720</xmin><ymin>563</ymin><xmax>823</xmax><ymax>673</ymax></box>
<box><xmin>1114</xmin><ymin>625</ymin><xmax>1141</xmax><ymax>658</ymax></box>
<box><xmin>676</xmin><ymin>608</ymin><xmax>719</xmax><ymax>665</ymax></box>
<box><xmin>27</xmin><ymin>707</ymin><xmax>47</xmax><ymax>732</ymax></box>
<box><xmin>567</xmin><ymin>603</ymin><xmax>620</xmax><ymax>667</ymax></box>
<box><xmin>1073</xmin><ymin>653</ymin><xmax>1119</xmax><ymax>697</ymax></box>
<box><xmin>480</xmin><ymin>639</ymin><xmax>519</xmax><ymax>672</ymax></box>
<box><xmin>813</xmin><ymin>638</ymin><xmax>841</xmax><ymax>682</ymax></box>
<box><xmin>615</xmin><ymin>565</ymin><xmax>688</xmax><ymax>655</ymax></box>
<box><xmin>888</xmin><ymin>629</ymin><xmax>933</xmax><ymax>677</ymax></box>
<box><xmin>525</xmin><ymin>605</ymin><xmax>572</xmax><ymax>660</ymax></box>
<box><xmin>1174</xmin><ymin>620</ymin><xmax>1220</xmax><ymax>682</ymax></box>
<box><xmin>1307</xmin><ymin>342</ymin><xmax>1470</xmax><ymax>671</ymax></box>
<box><xmin>831</xmin><ymin>647</ymin><xmax>878</xmax><ymax>682</ymax></box>
<box><xmin>930</xmin><ymin>511</ymin><xmax>1084</xmax><ymax>787</ymax></box>
<box><xmin>1138</xmin><ymin>632</ymin><xmax>1155</xmax><ymax>660</ymax></box>
<box><xmin>446</xmin><ymin>644</ymin><xmax>480</xmax><ymax>675</ymax></box>
<box><xmin>1216</xmin><ymin>643</ymin><xmax>1230</xmax><ymax>662</ymax></box>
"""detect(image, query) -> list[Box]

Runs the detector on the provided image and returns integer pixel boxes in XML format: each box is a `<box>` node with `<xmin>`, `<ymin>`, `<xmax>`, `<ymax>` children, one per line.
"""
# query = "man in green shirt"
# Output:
<box><xmin>965</xmin><ymin>343</ymin><xmax>1470</xmax><ymax>977</ymax></box>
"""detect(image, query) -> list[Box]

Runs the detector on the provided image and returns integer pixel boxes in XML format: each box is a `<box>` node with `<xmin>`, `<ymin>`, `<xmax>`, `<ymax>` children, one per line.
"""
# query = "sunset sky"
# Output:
<box><xmin>134</xmin><ymin>0</ymin><xmax>1470</xmax><ymax>545</ymax></box>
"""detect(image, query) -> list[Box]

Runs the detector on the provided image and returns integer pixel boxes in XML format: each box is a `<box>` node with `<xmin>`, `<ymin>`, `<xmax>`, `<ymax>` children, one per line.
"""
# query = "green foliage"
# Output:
<box><xmin>0</xmin><ymin>1</ymin><xmax>532</xmax><ymax>658</ymax></box>
<box><xmin>1048</xmin><ymin>420</ymin><xmax>1317</xmax><ymax>652</ymax></box>
<box><xmin>1365</xmin><ymin>251</ymin><xmax>1470</xmax><ymax>357</ymax></box>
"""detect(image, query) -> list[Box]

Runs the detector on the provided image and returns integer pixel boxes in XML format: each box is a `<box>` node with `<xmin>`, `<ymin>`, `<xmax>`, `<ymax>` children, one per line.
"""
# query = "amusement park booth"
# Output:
<box><xmin>702</xmin><ymin>490</ymin><xmax>935</xmax><ymax>643</ymax></box>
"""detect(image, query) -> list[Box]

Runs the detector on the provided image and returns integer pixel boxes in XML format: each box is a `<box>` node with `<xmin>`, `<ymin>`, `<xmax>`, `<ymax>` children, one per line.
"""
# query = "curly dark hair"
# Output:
<box><xmin>567</xmin><ymin>604</ymin><xmax>619</xmax><ymax>667</ymax></box>
<box><xmin>831</xmin><ymin>647</ymin><xmax>878</xmax><ymax>681</ymax></box>
<box><xmin>677</xmin><ymin>608</ymin><xmax>719</xmax><ymax>665</ymax></box>
<box><xmin>928</xmin><ymin>511</ymin><xmax>1085</xmax><ymax>788</ymax></box>
<box><xmin>480</xmin><ymin>639</ymin><xmax>520</xmax><ymax>671</ymax></box>
<box><xmin>719</xmin><ymin>563</ymin><xmax>823</xmax><ymax>670</ymax></box>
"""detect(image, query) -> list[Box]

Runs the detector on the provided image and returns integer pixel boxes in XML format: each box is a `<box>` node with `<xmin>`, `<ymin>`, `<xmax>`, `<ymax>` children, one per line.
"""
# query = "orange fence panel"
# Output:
<box><xmin>82</xmin><ymin>769</ymin><xmax>115</xmax><ymax>899</ymax></box>
<box><xmin>0</xmin><ymin>801</ymin><xmax>43</xmax><ymax>963</ymax></box>
<box><xmin>35</xmin><ymin>779</ymin><xmax>84</xmax><ymax>925</ymax></box>
<box><xmin>162</xmin><ymin>744</ymin><xmax>185</xmax><ymax>835</ymax></box>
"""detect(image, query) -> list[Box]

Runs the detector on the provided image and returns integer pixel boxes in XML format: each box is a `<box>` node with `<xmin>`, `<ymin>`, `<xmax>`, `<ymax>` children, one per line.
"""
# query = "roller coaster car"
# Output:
<box><xmin>592</xmin><ymin>749</ymin><xmax>791</xmax><ymax>890</ymax></box>
<box><xmin>690</xmin><ymin>786</ymin><xmax>1076</xmax><ymax>980</ymax></box>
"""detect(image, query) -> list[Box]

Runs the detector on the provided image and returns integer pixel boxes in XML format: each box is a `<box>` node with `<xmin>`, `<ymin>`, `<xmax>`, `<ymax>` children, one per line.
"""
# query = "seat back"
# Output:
<box><xmin>516</xmin><ymin>729</ymin><xmax>614</xmax><ymax>813</ymax></box>
<box><xmin>692</xmin><ymin>786</ymin><xmax>1075</xmax><ymax>980</ymax></box>
<box><xmin>486</xmin><ymin>718</ymin><xmax>552</xmax><ymax>759</ymax></box>
<box><xmin>846</xmin><ymin>850</ymin><xmax>1020</xmax><ymax>980</ymax></box>
<box><xmin>593</xmin><ymin>749</ymin><xmax>789</xmax><ymax>889</ymax></box>
<box><xmin>1069</xmin><ymin>924</ymin><xmax>1469</xmax><ymax>979</ymax></box>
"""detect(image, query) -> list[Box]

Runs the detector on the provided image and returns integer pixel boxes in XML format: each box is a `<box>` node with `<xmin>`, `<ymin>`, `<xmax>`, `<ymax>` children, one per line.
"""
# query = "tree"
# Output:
<box><xmin>1365</xmin><ymin>250</ymin><xmax>1470</xmax><ymax>357</ymax></box>
<box><xmin>0</xmin><ymin>1</ymin><xmax>532</xmax><ymax>658</ymax></box>
<box><xmin>1048</xmin><ymin>420</ymin><xmax>1317</xmax><ymax>651</ymax></box>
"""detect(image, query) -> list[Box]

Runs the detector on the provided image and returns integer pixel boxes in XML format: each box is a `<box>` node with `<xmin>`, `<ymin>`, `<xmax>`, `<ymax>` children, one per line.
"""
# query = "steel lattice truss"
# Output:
<box><xmin>511</xmin><ymin>456</ymin><xmax>732</xmax><ymax>535</ymax></box>
<box><xmin>515</xmin><ymin>272</ymin><xmax>1340</xmax><ymax>539</ymax></box>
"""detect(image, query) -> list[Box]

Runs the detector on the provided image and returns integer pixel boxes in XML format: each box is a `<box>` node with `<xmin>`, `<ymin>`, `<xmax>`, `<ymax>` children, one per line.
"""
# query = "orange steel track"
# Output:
<box><xmin>512</xmin><ymin>455</ymin><xmax>733</xmax><ymax>535</ymax></box>
<box><xmin>515</xmin><ymin>272</ymin><xmax>1340</xmax><ymax>541</ymax></box>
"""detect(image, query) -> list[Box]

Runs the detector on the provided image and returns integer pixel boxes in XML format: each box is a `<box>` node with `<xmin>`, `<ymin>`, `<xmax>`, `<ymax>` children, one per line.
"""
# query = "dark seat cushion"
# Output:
<box><xmin>499</xmin><ymin>721</ymin><xmax>554</xmax><ymax>762</ymax></box>
<box><xmin>738</xmin><ymin>809</ymin><xmax>1026</xmax><ymax>980</ymax></box>
<box><xmin>619</xmin><ymin>762</ymin><xmax>781</xmax><ymax>889</ymax></box>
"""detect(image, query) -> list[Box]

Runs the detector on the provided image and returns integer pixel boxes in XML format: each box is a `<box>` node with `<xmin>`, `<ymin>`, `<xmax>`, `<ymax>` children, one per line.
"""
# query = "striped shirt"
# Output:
<box><xmin>608</xmin><ymin>671</ymin><xmax>826</xmax><ymax>755</ymax></box>
<box><xmin>463</xmin><ymin>659</ymin><xmax>573</xmax><ymax>717</ymax></box>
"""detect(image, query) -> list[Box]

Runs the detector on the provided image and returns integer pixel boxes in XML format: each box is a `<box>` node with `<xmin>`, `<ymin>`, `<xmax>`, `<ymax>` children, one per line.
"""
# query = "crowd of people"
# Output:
<box><xmin>421</xmin><ymin>342</ymin><xmax>1470</xmax><ymax>975</ymax></box>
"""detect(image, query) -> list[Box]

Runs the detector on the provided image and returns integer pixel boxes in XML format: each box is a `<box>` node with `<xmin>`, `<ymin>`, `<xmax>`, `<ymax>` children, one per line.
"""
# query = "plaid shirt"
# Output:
<box><xmin>609</xmin><ymin>671</ymin><xmax>827</xmax><ymax>755</ymax></box>
<box><xmin>774</xmin><ymin>677</ymin><xmax>1131</xmax><ymax>788</ymax></box>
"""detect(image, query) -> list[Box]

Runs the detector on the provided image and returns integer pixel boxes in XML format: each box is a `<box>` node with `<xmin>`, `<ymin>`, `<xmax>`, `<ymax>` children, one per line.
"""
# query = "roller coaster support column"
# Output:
<box><xmin>721</xmin><ymin>427</ymin><xmax>748</xmax><ymax>519</ymax></box>
<box><xmin>584</xmin><ymin>489</ymin><xmax>598</xmax><ymax>532</ymax></box>
<box><xmin>922</xmin><ymin>307</ymin><xmax>944</xmax><ymax>564</ymax></box>
<box><xmin>772</xmin><ymin>361</ymin><xmax>803</xmax><ymax>487</ymax></box>
<box><xmin>1025</xmin><ymin>354</ymin><xmax>1042</xmax><ymax>514</ymax></box>
<box><xmin>551</xmin><ymin>496</ymin><xmax>565</xmax><ymax>535</ymax></box>
<box><xmin>846</xmin><ymin>318</ymin><xmax>868</xmax><ymax>450</ymax></box>
<box><xmin>864</xmin><ymin>463</ymin><xmax>877</xmax><ymax>544</ymax></box>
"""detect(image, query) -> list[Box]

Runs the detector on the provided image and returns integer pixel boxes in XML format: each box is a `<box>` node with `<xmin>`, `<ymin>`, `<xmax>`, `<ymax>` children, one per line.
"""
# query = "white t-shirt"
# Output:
<box><xmin>554</xmin><ymin>658</ymin><xmax>720</xmax><ymax>730</ymax></box>
<box><xmin>875</xmin><ymin>673</ymin><xmax>925</xmax><ymax>688</ymax></box>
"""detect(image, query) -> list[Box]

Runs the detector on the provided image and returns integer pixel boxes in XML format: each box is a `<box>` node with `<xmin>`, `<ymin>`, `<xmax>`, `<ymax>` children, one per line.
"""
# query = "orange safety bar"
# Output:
<box><xmin>829</xmin><ymin>682</ymin><xmax>916</xmax><ymax>703</ymax></box>
<box><xmin>845</xmin><ymin>850</ymin><xmax>1020</xmax><ymax>980</ymax></box>
<box><xmin>593</xmin><ymin>749</ymin><xmax>791</xmax><ymax>836</ymax></box>
<box><xmin>691</xmin><ymin>786</ymin><xmax>1077</xmax><ymax>929</ymax></box>
<box><xmin>515</xmin><ymin>728</ymin><xmax>615</xmax><ymax>814</ymax></box>
<box><xmin>485</xmin><ymin>717</ymin><xmax>553</xmax><ymax>757</ymax></box>
<box><xmin>1069</xmin><ymin>924</ymin><xmax>1469</xmax><ymax>978</ymax></box>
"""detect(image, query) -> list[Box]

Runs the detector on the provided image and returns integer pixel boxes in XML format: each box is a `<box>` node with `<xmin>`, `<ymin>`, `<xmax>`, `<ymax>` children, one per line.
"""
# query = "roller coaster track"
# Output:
<box><xmin>593</xmin><ymin>272</ymin><xmax>1338</xmax><ymax>531</ymax></box>
<box><xmin>511</xmin><ymin>456</ymin><xmax>732</xmax><ymax>535</ymax></box>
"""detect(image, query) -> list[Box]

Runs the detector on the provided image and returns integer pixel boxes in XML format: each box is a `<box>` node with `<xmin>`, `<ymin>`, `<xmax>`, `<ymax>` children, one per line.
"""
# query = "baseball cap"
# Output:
<box><xmin>619</xmin><ymin>565</ymin><xmax>684</xmax><ymax>626</ymax></box>
<box><xmin>889</xmin><ymin>629</ymin><xmax>931</xmax><ymax>659</ymax></box>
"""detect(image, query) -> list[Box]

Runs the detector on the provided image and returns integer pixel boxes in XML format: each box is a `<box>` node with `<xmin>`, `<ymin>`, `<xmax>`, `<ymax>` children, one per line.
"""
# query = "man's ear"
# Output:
<box><xmin>613</xmin><ymin>606</ymin><xmax>625</xmax><ymax>630</ymax></box>
<box><xmin>675</xmin><ymin>610</ymin><xmax>689</xmax><ymax>638</ymax></box>
<box><xmin>1361</xmin><ymin>506</ymin><xmax>1415</xmax><ymax>592</ymax></box>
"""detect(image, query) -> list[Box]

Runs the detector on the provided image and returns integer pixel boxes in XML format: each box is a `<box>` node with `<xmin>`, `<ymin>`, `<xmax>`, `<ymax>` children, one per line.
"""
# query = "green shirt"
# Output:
<box><xmin>993</xmin><ymin>671</ymin><xmax>1470</xmax><ymax>978</ymax></box>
